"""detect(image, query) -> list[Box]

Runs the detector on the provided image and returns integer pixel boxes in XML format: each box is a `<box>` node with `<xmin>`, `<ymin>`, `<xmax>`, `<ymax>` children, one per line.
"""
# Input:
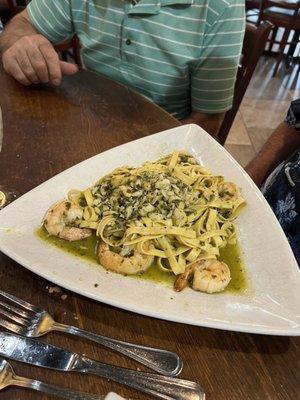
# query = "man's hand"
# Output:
<box><xmin>2</xmin><ymin>34</ymin><xmax>78</xmax><ymax>86</ymax></box>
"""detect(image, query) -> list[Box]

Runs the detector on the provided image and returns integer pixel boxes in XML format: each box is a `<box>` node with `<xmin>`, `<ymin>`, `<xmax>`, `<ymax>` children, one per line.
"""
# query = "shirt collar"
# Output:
<box><xmin>125</xmin><ymin>0</ymin><xmax>193</xmax><ymax>15</ymax></box>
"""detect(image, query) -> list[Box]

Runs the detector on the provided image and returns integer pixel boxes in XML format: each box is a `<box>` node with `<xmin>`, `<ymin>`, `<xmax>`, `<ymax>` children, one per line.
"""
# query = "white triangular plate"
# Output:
<box><xmin>0</xmin><ymin>124</ymin><xmax>299</xmax><ymax>335</ymax></box>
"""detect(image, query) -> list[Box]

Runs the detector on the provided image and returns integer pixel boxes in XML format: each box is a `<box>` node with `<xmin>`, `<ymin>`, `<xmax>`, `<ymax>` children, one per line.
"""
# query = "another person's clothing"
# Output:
<box><xmin>27</xmin><ymin>0</ymin><xmax>245</xmax><ymax>119</ymax></box>
<box><xmin>261</xmin><ymin>100</ymin><xmax>300</xmax><ymax>264</ymax></box>
<box><xmin>262</xmin><ymin>150</ymin><xmax>299</xmax><ymax>264</ymax></box>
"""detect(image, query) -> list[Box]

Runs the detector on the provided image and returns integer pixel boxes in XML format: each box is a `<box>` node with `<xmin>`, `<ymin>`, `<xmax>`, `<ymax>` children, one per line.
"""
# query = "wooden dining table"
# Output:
<box><xmin>0</xmin><ymin>65</ymin><xmax>299</xmax><ymax>400</ymax></box>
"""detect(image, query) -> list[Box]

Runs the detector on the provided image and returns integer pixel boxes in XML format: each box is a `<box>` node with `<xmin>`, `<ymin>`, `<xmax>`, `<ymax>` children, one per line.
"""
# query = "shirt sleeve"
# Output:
<box><xmin>27</xmin><ymin>0</ymin><xmax>74</xmax><ymax>44</ymax></box>
<box><xmin>191</xmin><ymin>0</ymin><xmax>245</xmax><ymax>114</ymax></box>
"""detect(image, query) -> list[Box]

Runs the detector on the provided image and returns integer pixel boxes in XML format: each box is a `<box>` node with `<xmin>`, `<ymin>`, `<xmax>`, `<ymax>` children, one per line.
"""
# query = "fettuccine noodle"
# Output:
<box><xmin>68</xmin><ymin>151</ymin><xmax>246</xmax><ymax>276</ymax></box>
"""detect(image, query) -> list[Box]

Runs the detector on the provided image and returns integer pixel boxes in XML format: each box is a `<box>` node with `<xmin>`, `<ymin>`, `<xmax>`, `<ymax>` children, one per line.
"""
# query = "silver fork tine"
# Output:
<box><xmin>0</xmin><ymin>289</ymin><xmax>41</xmax><ymax>313</ymax></box>
<box><xmin>0</xmin><ymin>317</ymin><xmax>28</xmax><ymax>335</ymax></box>
<box><xmin>0</xmin><ymin>299</ymin><xmax>32</xmax><ymax>320</ymax></box>
<box><xmin>0</xmin><ymin>307</ymin><xmax>32</xmax><ymax>326</ymax></box>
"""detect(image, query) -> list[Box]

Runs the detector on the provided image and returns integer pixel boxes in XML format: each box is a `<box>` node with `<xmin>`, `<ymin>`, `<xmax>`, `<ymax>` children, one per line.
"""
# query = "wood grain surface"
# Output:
<box><xmin>0</xmin><ymin>66</ymin><xmax>299</xmax><ymax>400</ymax></box>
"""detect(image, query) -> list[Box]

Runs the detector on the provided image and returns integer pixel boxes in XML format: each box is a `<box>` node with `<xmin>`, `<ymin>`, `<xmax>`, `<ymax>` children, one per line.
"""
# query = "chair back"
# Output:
<box><xmin>259</xmin><ymin>0</ymin><xmax>300</xmax><ymax>26</ymax></box>
<box><xmin>262</xmin><ymin>0</ymin><xmax>300</xmax><ymax>10</ymax></box>
<box><xmin>246</xmin><ymin>0</ymin><xmax>262</xmax><ymax>10</ymax></box>
<box><xmin>6</xmin><ymin>0</ymin><xmax>28</xmax><ymax>14</ymax></box>
<box><xmin>217</xmin><ymin>22</ymin><xmax>273</xmax><ymax>145</ymax></box>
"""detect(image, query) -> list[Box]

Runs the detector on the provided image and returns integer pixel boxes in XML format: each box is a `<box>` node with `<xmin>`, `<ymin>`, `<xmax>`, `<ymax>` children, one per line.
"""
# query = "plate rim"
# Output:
<box><xmin>0</xmin><ymin>124</ymin><xmax>299</xmax><ymax>336</ymax></box>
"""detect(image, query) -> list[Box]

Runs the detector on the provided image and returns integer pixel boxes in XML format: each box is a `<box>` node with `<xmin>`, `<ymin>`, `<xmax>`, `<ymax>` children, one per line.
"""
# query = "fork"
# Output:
<box><xmin>0</xmin><ymin>358</ymin><xmax>102</xmax><ymax>399</ymax></box>
<box><xmin>0</xmin><ymin>290</ymin><xmax>182</xmax><ymax>376</ymax></box>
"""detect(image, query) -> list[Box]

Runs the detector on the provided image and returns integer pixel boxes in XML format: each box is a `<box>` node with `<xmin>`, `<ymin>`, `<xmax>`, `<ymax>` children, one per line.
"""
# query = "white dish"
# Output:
<box><xmin>0</xmin><ymin>124</ymin><xmax>299</xmax><ymax>336</ymax></box>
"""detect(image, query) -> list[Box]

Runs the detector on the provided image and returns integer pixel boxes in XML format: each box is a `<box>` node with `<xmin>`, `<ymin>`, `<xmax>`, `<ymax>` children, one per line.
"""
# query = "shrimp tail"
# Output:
<box><xmin>174</xmin><ymin>265</ymin><xmax>197</xmax><ymax>292</ymax></box>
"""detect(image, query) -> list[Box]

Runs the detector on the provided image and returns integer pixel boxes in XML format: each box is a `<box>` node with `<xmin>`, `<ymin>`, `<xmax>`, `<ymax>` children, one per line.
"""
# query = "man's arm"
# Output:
<box><xmin>0</xmin><ymin>9</ymin><xmax>77</xmax><ymax>86</ymax></box>
<box><xmin>181</xmin><ymin>111</ymin><xmax>225</xmax><ymax>137</ymax></box>
<box><xmin>245</xmin><ymin>122</ymin><xmax>300</xmax><ymax>187</ymax></box>
<box><xmin>0</xmin><ymin>10</ymin><xmax>38</xmax><ymax>54</ymax></box>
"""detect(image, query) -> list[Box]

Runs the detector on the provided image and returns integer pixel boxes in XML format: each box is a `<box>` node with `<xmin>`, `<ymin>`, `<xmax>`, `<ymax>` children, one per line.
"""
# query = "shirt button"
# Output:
<box><xmin>125</xmin><ymin>39</ymin><xmax>132</xmax><ymax>45</ymax></box>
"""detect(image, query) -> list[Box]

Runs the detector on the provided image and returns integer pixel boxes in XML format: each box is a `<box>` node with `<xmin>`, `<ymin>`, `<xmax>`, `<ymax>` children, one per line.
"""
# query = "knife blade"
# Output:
<box><xmin>0</xmin><ymin>332</ymin><xmax>205</xmax><ymax>400</ymax></box>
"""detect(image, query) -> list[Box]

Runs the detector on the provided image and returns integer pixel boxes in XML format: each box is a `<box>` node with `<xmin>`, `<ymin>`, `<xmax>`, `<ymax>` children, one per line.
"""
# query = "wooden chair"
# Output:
<box><xmin>246</xmin><ymin>0</ymin><xmax>262</xmax><ymax>8</ymax></box>
<box><xmin>4</xmin><ymin>0</ymin><xmax>82</xmax><ymax>67</ymax></box>
<box><xmin>0</xmin><ymin>0</ymin><xmax>12</xmax><ymax>24</ymax></box>
<box><xmin>54</xmin><ymin>36</ymin><xmax>82</xmax><ymax>68</ymax></box>
<box><xmin>259</xmin><ymin>1</ymin><xmax>300</xmax><ymax>76</ymax></box>
<box><xmin>5</xmin><ymin>0</ymin><xmax>28</xmax><ymax>14</ymax></box>
<box><xmin>218</xmin><ymin>22</ymin><xmax>273</xmax><ymax>146</ymax></box>
<box><xmin>246</xmin><ymin>0</ymin><xmax>263</xmax><ymax>25</ymax></box>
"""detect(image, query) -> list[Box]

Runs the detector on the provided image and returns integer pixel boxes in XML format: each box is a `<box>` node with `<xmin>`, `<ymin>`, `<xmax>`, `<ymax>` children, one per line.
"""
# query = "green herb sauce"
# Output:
<box><xmin>37</xmin><ymin>226</ymin><xmax>248</xmax><ymax>294</ymax></box>
<box><xmin>37</xmin><ymin>226</ymin><xmax>99</xmax><ymax>264</ymax></box>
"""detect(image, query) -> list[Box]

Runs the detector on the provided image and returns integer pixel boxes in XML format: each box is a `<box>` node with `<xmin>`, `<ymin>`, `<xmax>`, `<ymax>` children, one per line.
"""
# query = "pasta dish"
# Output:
<box><xmin>43</xmin><ymin>151</ymin><xmax>246</xmax><ymax>294</ymax></box>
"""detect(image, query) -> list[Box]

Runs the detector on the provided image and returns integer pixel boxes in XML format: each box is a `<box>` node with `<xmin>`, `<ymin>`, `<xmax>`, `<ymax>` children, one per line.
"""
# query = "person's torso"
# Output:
<box><xmin>69</xmin><ymin>0</ymin><xmax>225</xmax><ymax>118</ymax></box>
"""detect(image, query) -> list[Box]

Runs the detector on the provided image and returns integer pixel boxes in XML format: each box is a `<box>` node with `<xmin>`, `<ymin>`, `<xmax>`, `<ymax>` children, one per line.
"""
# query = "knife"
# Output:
<box><xmin>0</xmin><ymin>332</ymin><xmax>205</xmax><ymax>400</ymax></box>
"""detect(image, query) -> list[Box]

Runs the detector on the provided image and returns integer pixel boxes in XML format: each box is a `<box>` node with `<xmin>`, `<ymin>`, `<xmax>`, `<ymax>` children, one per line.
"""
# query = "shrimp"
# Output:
<box><xmin>174</xmin><ymin>259</ymin><xmax>231</xmax><ymax>294</ymax></box>
<box><xmin>98</xmin><ymin>241</ymin><xmax>154</xmax><ymax>275</ymax></box>
<box><xmin>218</xmin><ymin>182</ymin><xmax>238</xmax><ymax>201</ymax></box>
<box><xmin>43</xmin><ymin>200</ymin><xmax>92</xmax><ymax>241</ymax></box>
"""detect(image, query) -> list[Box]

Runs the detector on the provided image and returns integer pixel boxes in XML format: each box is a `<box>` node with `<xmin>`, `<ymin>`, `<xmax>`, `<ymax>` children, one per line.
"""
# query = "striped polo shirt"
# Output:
<box><xmin>27</xmin><ymin>0</ymin><xmax>245</xmax><ymax>119</ymax></box>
